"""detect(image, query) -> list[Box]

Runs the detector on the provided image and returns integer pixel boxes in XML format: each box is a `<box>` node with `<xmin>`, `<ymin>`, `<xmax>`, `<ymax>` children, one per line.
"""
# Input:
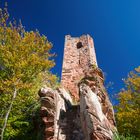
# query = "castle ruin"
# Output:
<box><xmin>61</xmin><ymin>35</ymin><xmax>97</xmax><ymax>99</ymax></box>
<box><xmin>38</xmin><ymin>35</ymin><xmax>117</xmax><ymax>140</ymax></box>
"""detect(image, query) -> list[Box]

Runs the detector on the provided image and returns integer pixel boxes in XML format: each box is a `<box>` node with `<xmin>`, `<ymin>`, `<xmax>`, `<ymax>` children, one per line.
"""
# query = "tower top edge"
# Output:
<box><xmin>65</xmin><ymin>34</ymin><xmax>93</xmax><ymax>39</ymax></box>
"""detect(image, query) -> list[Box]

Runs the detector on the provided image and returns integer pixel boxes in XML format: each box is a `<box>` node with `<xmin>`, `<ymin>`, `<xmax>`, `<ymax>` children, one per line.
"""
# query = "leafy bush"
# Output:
<box><xmin>113</xmin><ymin>132</ymin><xmax>139</xmax><ymax>140</ymax></box>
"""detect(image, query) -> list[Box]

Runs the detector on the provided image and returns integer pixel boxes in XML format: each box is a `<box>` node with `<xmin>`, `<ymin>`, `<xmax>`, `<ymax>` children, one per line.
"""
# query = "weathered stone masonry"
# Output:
<box><xmin>61</xmin><ymin>35</ymin><xmax>97</xmax><ymax>100</ymax></box>
<box><xmin>39</xmin><ymin>35</ymin><xmax>117</xmax><ymax>140</ymax></box>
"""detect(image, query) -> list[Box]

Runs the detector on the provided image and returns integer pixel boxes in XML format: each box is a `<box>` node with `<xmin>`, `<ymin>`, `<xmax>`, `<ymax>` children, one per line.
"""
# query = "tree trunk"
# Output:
<box><xmin>0</xmin><ymin>88</ymin><xmax>17</xmax><ymax>140</ymax></box>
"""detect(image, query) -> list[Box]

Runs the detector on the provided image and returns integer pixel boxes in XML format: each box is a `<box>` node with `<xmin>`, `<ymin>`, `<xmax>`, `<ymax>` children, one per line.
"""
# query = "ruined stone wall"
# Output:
<box><xmin>38</xmin><ymin>35</ymin><xmax>117</xmax><ymax>140</ymax></box>
<box><xmin>61</xmin><ymin>35</ymin><xmax>97</xmax><ymax>99</ymax></box>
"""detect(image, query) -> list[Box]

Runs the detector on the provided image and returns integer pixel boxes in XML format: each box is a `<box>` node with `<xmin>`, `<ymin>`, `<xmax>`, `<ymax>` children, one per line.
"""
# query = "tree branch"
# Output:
<box><xmin>0</xmin><ymin>88</ymin><xmax>17</xmax><ymax>140</ymax></box>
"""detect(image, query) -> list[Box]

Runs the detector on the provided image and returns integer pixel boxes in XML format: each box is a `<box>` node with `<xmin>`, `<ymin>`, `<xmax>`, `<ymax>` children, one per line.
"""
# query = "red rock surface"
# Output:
<box><xmin>79</xmin><ymin>67</ymin><xmax>116</xmax><ymax>140</ymax></box>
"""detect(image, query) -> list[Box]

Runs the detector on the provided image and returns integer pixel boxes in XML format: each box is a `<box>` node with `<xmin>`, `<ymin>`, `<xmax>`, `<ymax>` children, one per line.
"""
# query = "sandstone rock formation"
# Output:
<box><xmin>79</xmin><ymin>67</ymin><xmax>116</xmax><ymax>140</ymax></box>
<box><xmin>39</xmin><ymin>87</ymin><xmax>84</xmax><ymax>140</ymax></box>
<box><xmin>38</xmin><ymin>69</ymin><xmax>116</xmax><ymax>140</ymax></box>
<box><xmin>38</xmin><ymin>35</ymin><xmax>117</xmax><ymax>140</ymax></box>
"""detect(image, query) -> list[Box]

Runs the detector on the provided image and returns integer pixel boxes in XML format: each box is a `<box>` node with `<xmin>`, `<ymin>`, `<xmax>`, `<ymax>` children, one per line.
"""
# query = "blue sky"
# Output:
<box><xmin>1</xmin><ymin>0</ymin><xmax>140</xmax><ymax>101</ymax></box>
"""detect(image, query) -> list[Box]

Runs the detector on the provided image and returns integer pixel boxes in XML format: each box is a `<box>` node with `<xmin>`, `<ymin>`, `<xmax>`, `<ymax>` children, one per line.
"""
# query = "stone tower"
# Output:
<box><xmin>38</xmin><ymin>34</ymin><xmax>117</xmax><ymax>140</ymax></box>
<box><xmin>61</xmin><ymin>34</ymin><xmax>98</xmax><ymax>99</ymax></box>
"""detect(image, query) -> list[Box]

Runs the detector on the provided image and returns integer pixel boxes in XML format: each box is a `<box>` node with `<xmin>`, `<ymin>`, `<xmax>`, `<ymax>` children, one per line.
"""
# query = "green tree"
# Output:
<box><xmin>0</xmin><ymin>6</ymin><xmax>58</xmax><ymax>139</ymax></box>
<box><xmin>115</xmin><ymin>66</ymin><xmax>140</xmax><ymax>139</ymax></box>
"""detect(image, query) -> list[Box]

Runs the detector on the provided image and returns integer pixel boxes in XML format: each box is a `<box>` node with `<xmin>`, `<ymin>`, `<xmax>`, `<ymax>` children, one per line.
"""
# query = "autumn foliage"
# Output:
<box><xmin>0</xmin><ymin>6</ymin><xmax>58</xmax><ymax>139</ymax></box>
<box><xmin>115</xmin><ymin>66</ymin><xmax>140</xmax><ymax>139</ymax></box>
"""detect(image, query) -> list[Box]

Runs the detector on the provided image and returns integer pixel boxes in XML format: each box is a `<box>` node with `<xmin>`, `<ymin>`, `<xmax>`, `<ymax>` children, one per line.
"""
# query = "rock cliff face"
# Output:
<box><xmin>39</xmin><ymin>87</ymin><xmax>84</xmax><ymax>140</ymax></box>
<box><xmin>79</xmin><ymin>68</ymin><xmax>116</xmax><ymax>140</ymax></box>
<box><xmin>38</xmin><ymin>68</ymin><xmax>116</xmax><ymax>140</ymax></box>
<box><xmin>38</xmin><ymin>35</ymin><xmax>117</xmax><ymax>139</ymax></box>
